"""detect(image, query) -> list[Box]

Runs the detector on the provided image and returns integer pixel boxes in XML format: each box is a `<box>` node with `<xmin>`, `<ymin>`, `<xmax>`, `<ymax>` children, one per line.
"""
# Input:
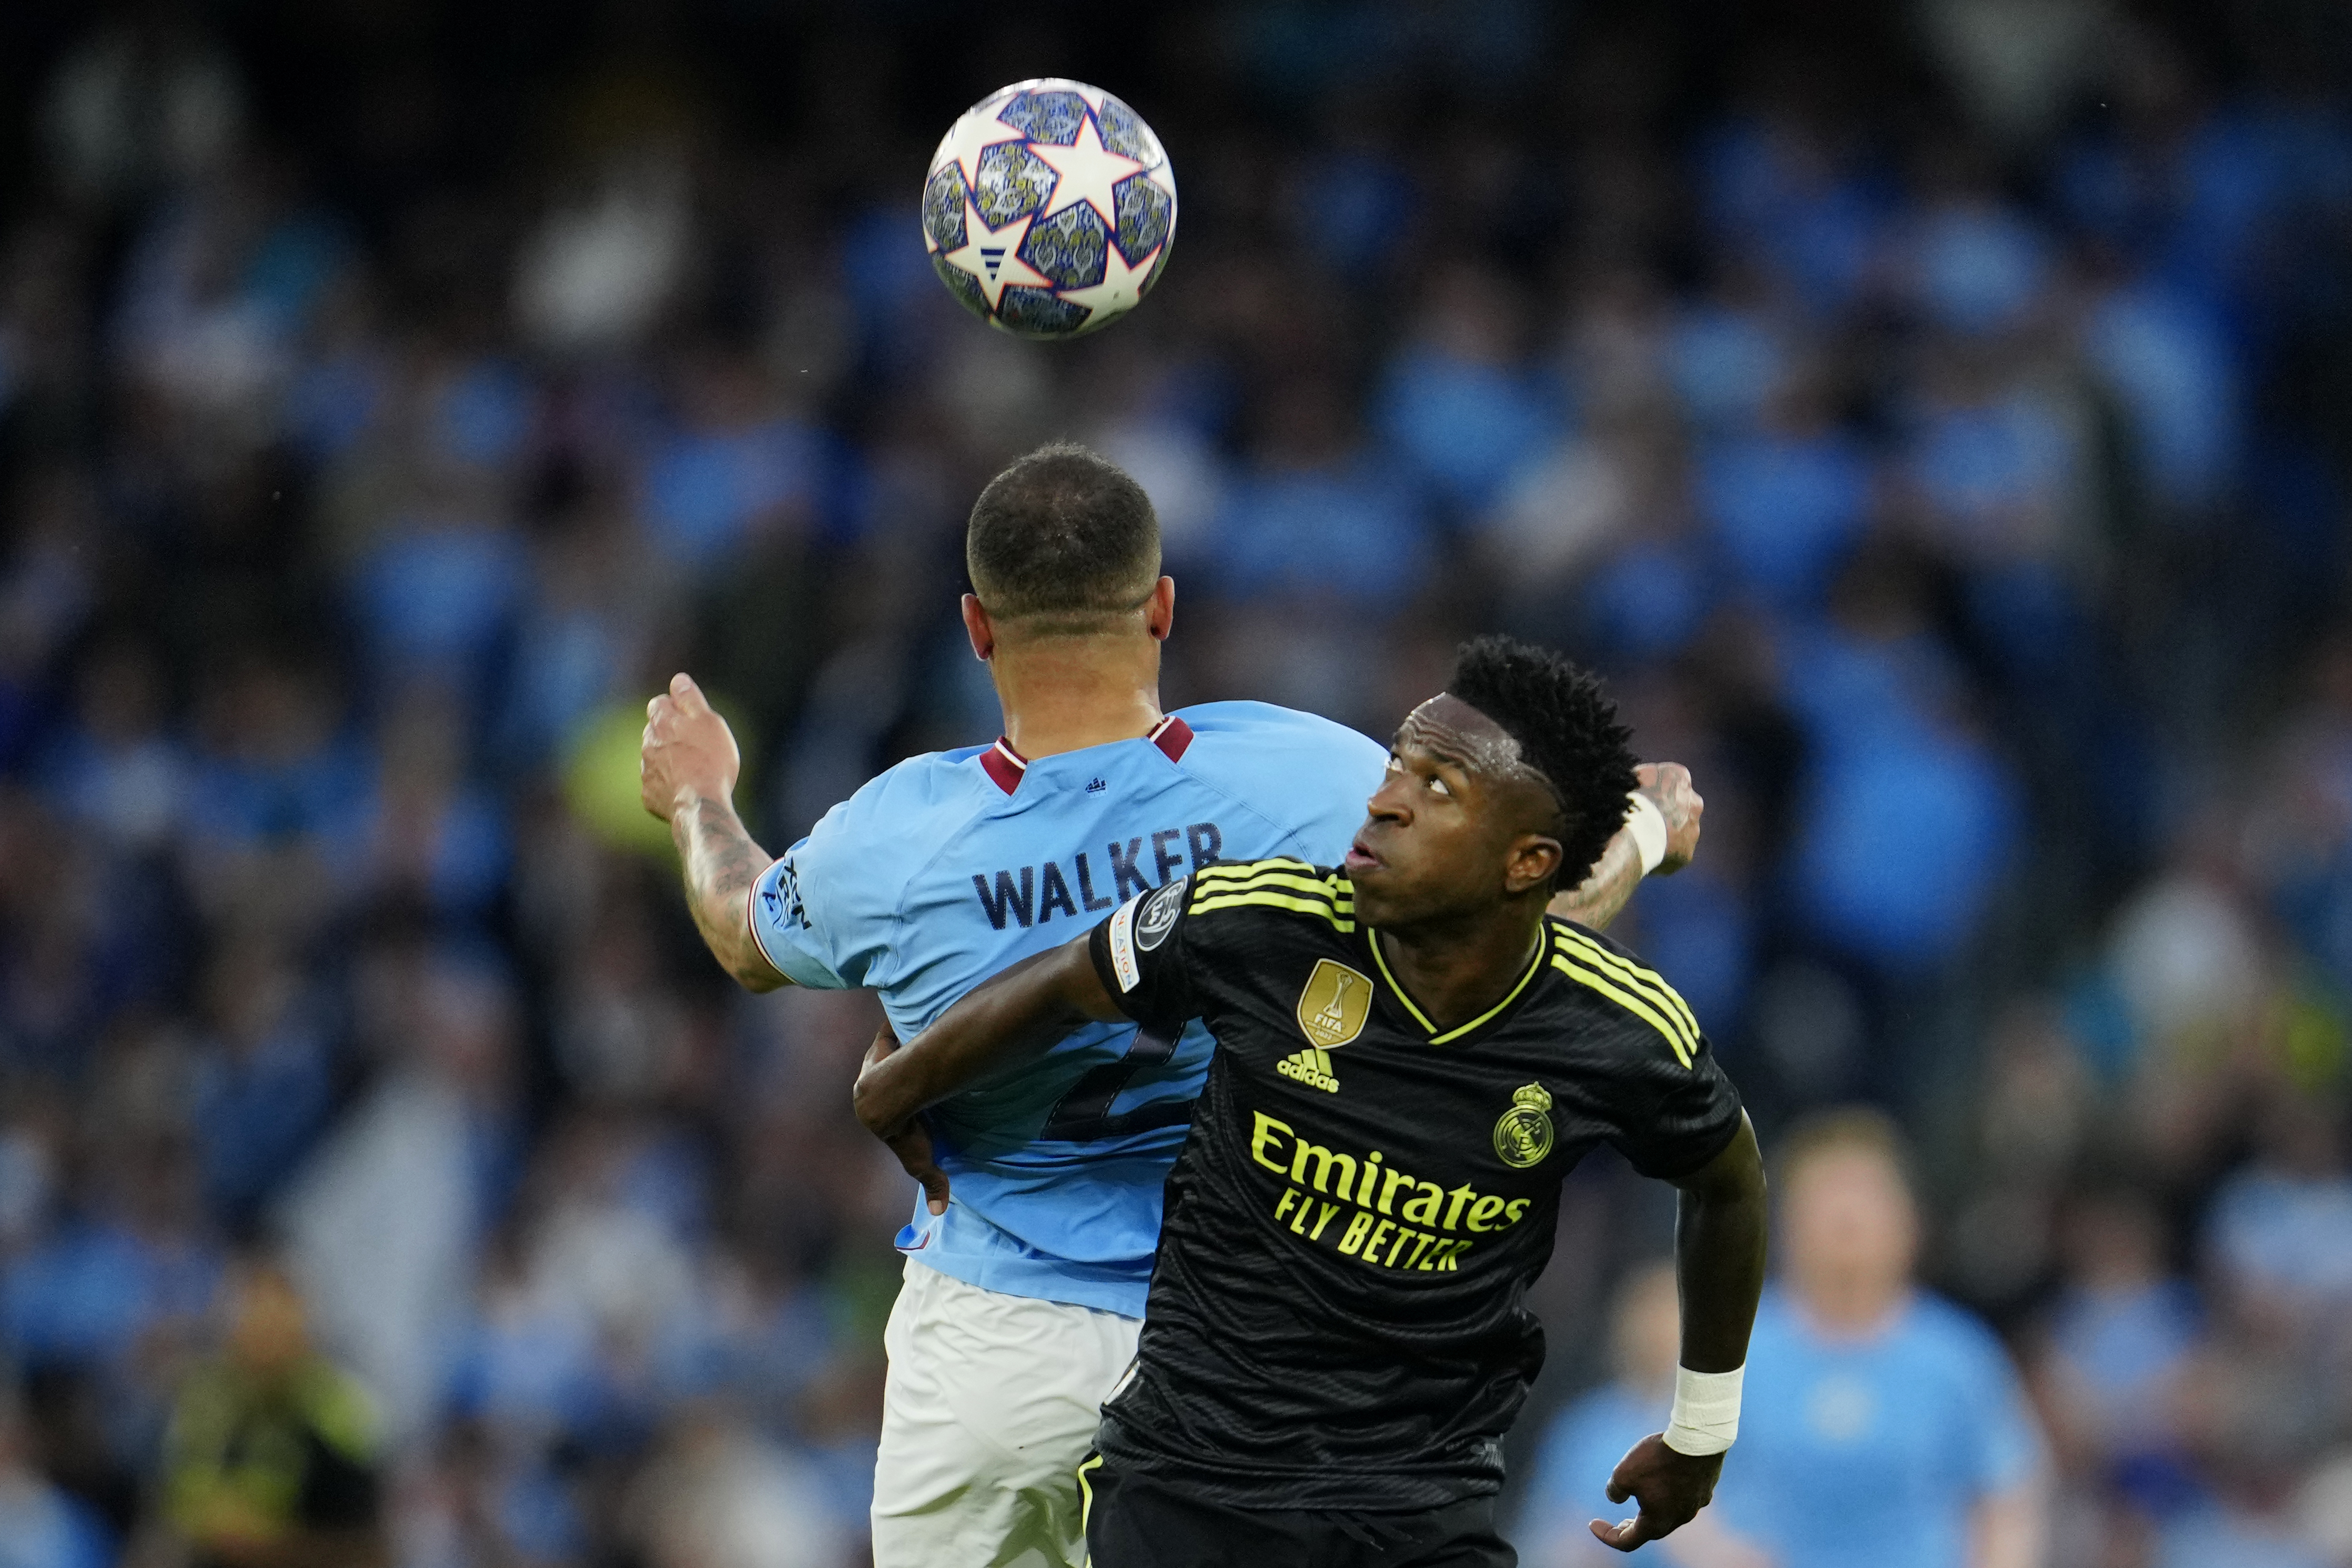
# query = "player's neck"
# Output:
<box><xmin>991</xmin><ymin>635</ymin><xmax>1165</xmax><ymax>760</ymax></box>
<box><xmin>1374</xmin><ymin>901</ymin><xmax>1547</xmax><ymax>1034</ymax></box>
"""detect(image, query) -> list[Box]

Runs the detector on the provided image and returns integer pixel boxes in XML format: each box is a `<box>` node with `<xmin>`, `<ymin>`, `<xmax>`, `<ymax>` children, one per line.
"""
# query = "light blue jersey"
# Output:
<box><xmin>1707</xmin><ymin>1289</ymin><xmax>2044</xmax><ymax>1568</ymax></box>
<box><xmin>749</xmin><ymin>701</ymin><xmax>1388</xmax><ymax>1316</ymax></box>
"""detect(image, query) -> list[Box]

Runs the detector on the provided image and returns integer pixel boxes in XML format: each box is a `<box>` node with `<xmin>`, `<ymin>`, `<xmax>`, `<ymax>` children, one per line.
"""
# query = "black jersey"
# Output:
<box><xmin>1085</xmin><ymin>858</ymin><xmax>1743</xmax><ymax>1513</ymax></box>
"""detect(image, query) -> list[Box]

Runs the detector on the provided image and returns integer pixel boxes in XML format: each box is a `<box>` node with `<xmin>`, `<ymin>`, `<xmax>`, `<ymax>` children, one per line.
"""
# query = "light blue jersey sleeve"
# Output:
<box><xmin>748</xmin><ymin>756</ymin><xmax>961</xmax><ymax>992</ymax></box>
<box><xmin>749</xmin><ymin>817</ymin><xmax>878</xmax><ymax>990</ymax></box>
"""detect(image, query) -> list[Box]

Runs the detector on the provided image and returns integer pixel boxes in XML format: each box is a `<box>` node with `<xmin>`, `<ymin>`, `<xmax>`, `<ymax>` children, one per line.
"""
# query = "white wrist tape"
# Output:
<box><xmin>1624</xmin><ymin>792</ymin><xmax>1669</xmax><ymax>876</ymax></box>
<box><xmin>1663</xmin><ymin>1364</ymin><xmax>1743</xmax><ymax>1456</ymax></box>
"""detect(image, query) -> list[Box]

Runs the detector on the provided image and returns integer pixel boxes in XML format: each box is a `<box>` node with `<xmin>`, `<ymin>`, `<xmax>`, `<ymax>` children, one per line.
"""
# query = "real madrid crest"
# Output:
<box><xmin>1493</xmin><ymin>1082</ymin><xmax>1555</xmax><ymax>1169</ymax></box>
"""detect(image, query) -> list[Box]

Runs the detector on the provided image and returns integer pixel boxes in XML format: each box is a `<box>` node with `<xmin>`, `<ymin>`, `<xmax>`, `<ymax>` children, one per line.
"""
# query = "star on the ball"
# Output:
<box><xmin>1055</xmin><ymin>231</ymin><xmax>1159</xmax><ymax>320</ymax></box>
<box><xmin>1026</xmin><ymin>109</ymin><xmax>1147</xmax><ymax>229</ymax></box>
<box><xmin>963</xmin><ymin>104</ymin><xmax>1033</xmax><ymax>158</ymax></box>
<box><xmin>936</xmin><ymin>205</ymin><xmax>1054</xmax><ymax>311</ymax></box>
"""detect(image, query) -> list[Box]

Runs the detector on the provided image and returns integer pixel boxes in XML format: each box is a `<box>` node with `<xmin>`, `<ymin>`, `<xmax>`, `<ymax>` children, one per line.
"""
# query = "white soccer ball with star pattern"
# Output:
<box><xmin>922</xmin><ymin>79</ymin><xmax>1176</xmax><ymax>339</ymax></box>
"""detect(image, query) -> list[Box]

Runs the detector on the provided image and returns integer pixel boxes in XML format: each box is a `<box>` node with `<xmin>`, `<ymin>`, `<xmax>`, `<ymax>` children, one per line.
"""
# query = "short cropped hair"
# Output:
<box><xmin>1774</xmin><ymin>1106</ymin><xmax>1913</xmax><ymax>1196</ymax></box>
<box><xmin>966</xmin><ymin>443</ymin><xmax>1161</xmax><ymax>632</ymax></box>
<box><xmin>1446</xmin><ymin>635</ymin><xmax>1638</xmax><ymax>889</ymax></box>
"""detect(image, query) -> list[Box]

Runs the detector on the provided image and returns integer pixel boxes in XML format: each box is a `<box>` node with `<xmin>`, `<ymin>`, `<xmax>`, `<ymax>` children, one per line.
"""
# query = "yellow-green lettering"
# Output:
<box><xmin>1338</xmin><ymin>1210</ymin><xmax>1375</xmax><ymax>1255</ymax></box>
<box><xmin>1378</xmin><ymin>1167</ymin><xmax>1415</xmax><ymax>1215</ymax></box>
<box><xmin>1309</xmin><ymin>1202</ymin><xmax>1340</xmax><ymax>1241</ymax></box>
<box><xmin>1502</xmin><ymin>1198</ymin><xmax>1530</xmax><ymax>1227</ymax></box>
<box><xmin>1467</xmin><ymin>1195</ymin><xmax>1507</xmax><ymax>1231</ymax></box>
<box><xmin>1401</xmin><ymin>1181</ymin><xmax>1444</xmax><ymax>1226</ymax></box>
<box><xmin>1291</xmin><ymin>1140</ymin><xmax>1357</xmax><ymax>1197</ymax></box>
<box><xmin>1357</xmin><ymin>1151</ymin><xmax>1385</xmax><ymax>1205</ymax></box>
<box><xmin>1365</xmin><ymin>1218</ymin><xmax>1396</xmax><ymax>1262</ymax></box>
<box><xmin>1406</xmin><ymin>1231</ymin><xmax>1439</xmax><ymax>1269</ymax></box>
<box><xmin>1274</xmin><ymin>1187</ymin><xmax>1300</xmax><ymax>1223</ymax></box>
<box><xmin>1250</xmin><ymin>1113</ymin><xmax>1294</xmax><ymax>1175</ymax></box>
<box><xmin>1444</xmin><ymin>1183</ymin><xmax>1479</xmax><ymax>1230</ymax></box>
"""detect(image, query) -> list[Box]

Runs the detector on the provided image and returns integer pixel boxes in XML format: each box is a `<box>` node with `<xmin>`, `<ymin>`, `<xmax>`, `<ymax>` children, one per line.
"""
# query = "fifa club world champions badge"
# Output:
<box><xmin>922</xmin><ymin>78</ymin><xmax>1177</xmax><ymax>339</ymax></box>
<box><xmin>1493</xmin><ymin>1083</ymin><xmax>1556</xmax><ymax>1169</ymax></box>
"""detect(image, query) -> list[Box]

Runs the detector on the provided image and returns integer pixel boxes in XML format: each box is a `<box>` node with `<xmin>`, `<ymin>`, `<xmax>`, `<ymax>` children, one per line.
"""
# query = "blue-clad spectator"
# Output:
<box><xmin>2082</xmin><ymin>277</ymin><xmax>2244</xmax><ymax>512</ymax></box>
<box><xmin>1581</xmin><ymin>532</ymin><xmax>1715</xmax><ymax>666</ymax></box>
<box><xmin>1694</xmin><ymin>117</ymin><xmax>1889</xmax><ymax>316</ymax></box>
<box><xmin>1212</xmin><ymin>381</ymin><xmax>1432</xmax><ymax>613</ymax></box>
<box><xmin>1696</xmin><ymin>378</ymin><xmax>1870</xmax><ymax>612</ymax></box>
<box><xmin>1288</xmin><ymin>146</ymin><xmax>1417</xmax><ymax>275</ymax></box>
<box><xmin>1668</xmin><ymin>289</ymin><xmax>1791</xmax><ymax>434</ymax></box>
<box><xmin>1514</xmin><ymin>1261</ymin><xmax>1694</xmax><ymax>1568</ymax></box>
<box><xmin>1901</xmin><ymin>197</ymin><xmax>2053</xmax><ymax>339</ymax></box>
<box><xmin>2044</xmin><ymin>1188</ymin><xmax>2200</xmax><ymax>1473</ymax></box>
<box><xmin>346</xmin><ymin>690</ymin><xmax>511</xmax><ymax>919</ymax></box>
<box><xmin>188</xmin><ymin>936</ymin><xmax>336</xmax><ymax>1227</ymax></box>
<box><xmin>641</xmin><ymin>354</ymin><xmax>821</xmax><ymax>571</ymax></box>
<box><xmin>37</xmin><ymin>638</ymin><xmax>189</xmax><ymax>856</ymax></box>
<box><xmin>1779</xmin><ymin>561</ymin><xmax>2023</xmax><ymax>972</ymax></box>
<box><xmin>1699</xmin><ymin>1110</ymin><xmax>2048</xmax><ymax>1568</ymax></box>
<box><xmin>2205</xmin><ymin>1097</ymin><xmax>2352</xmax><ymax>1314</ymax></box>
<box><xmin>348</xmin><ymin>515</ymin><xmax>528</xmax><ymax>692</ymax></box>
<box><xmin>184</xmin><ymin>660</ymin><xmax>370</xmax><ymax>852</ymax></box>
<box><xmin>1373</xmin><ymin>266</ymin><xmax>1556</xmax><ymax>513</ymax></box>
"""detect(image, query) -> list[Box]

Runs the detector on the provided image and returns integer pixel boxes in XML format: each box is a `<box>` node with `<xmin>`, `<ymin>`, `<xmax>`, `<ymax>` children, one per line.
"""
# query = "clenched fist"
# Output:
<box><xmin>1636</xmin><ymin>762</ymin><xmax>1702</xmax><ymax>875</ymax></box>
<box><xmin>641</xmin><ymin>673</ymin><xmax>742</xmax><ymax>823</ymax></box>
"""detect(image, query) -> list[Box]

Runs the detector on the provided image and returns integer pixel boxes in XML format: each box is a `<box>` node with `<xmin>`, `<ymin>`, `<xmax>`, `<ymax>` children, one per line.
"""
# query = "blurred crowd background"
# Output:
<box><xmin>0</xmin><ymin>1</ymin><xmax>2346</xmax><ymax>1565</ymax></box>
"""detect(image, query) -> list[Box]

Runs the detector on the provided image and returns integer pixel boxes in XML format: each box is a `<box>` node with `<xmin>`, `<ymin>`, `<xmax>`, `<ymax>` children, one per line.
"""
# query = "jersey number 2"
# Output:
<box><xmin>1042</xmin><ymin>1026</ymin><xmax>1195</xmax><ymax>1142</ymax></box>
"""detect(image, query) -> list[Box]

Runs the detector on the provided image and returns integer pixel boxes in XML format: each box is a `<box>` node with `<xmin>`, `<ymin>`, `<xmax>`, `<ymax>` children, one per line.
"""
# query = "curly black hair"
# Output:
<box><xmin>1445</xmin><ymin>635</ymin><xmax>1638</xmax><ymax>889</ymax></box>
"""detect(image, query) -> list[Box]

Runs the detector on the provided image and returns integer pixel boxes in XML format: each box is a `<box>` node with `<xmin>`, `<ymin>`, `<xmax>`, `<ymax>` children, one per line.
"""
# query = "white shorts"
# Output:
<box><xmin>871</xmin><ymin>1258</ymin><xmax>1140</xmax><ymax>1568</ymax></box>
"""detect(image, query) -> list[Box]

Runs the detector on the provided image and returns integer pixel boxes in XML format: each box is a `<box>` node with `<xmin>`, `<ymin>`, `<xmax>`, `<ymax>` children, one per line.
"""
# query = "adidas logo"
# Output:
<box><xmin>981</xmin><ymin>247</ymin><xmax>1006</xmax><ymax>278</ymax></box>
<box><xmin>1086</xmin><ymin>777</ymin><xmax>1107</xmax><ymax>793</ymax></box>
<box><xmin>1277</xmin><ymin>1047</ymin><xmax>1340</xmax><ymax>1094</ymax></box>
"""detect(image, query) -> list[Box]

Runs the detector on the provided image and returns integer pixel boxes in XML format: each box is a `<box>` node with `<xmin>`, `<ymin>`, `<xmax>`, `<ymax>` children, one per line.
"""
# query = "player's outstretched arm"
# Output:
<box><xmin>853</xmin><ymin>934</ymin><xmax>1125</xmax><ymax>1210</ymax></box>
<box><xmin>1592</xmin><ymin>1111</ymin><xmax>1766</xmax><ymax>1554</ymax></box>
<box><xmin>1550</xmin><ymin>763</ymin><xmax>1703</xmax><ymax>933</ymax></box>
<box><xmin>640</xmin><ymin>673</ymin><xmax>786</xmax><ymax>993</ymax></box>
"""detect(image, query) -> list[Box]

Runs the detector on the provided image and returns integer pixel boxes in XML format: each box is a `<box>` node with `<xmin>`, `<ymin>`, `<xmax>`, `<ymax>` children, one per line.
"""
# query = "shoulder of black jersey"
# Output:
<box><xmin>1543</xmin><ymin>915</ymin><xmax>1703</xmax><ymax>1069</ymax></box>
<box><xmin>1186</xmin><ymin>858</ymin><xmax>1357</xmax><ymax>933</ymax></box>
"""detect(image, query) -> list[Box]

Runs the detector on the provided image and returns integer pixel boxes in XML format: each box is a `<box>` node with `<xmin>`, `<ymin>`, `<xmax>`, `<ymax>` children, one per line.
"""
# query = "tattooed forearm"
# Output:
<box><xmin>672</xmin><ymin>794</ymin><xmax>785</xmax><ymax>990</ymax></box>
<box><xmin>691</xmin><ymin>795</ymin><xmax>763</xmax><ymax>892</ymax></box>
<box><xmin>1550</xmin><ymin>763</ymin><xmax>1703</xmax><ymax>932</ymax></box>
<box><xmin>1549</xmin><ymin>828</ymin><xmax>1644</xmax><ymax>932</ymax></box>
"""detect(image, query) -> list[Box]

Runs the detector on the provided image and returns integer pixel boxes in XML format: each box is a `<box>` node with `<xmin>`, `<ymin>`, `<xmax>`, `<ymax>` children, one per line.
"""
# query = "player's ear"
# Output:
<box><xmin>1145</xmin><ymin>576</ymin><xmax>1175</xmax><ymax>641</ymax></box>
<box><xmin>1504</xmin><ymin>832</ymin><xmax>1563</xmax><ymax>897</ymax></box>
<box><xmin>962</xmin><ymin>594</ymin><xmax>996</xmax><ymax>662</ymax></box>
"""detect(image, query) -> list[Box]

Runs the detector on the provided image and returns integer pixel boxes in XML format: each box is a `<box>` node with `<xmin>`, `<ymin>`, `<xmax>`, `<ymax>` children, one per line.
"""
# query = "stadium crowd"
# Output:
<box><xmin>0</xmin><ymin>2</ymin><xmax>2346</xmax><ymax>1564</ymax></box>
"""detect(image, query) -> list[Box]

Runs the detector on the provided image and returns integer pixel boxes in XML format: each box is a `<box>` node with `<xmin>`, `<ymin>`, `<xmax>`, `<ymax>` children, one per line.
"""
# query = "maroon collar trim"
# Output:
<box><xmin>978</xmin><ymin>737</ymin><xmax>1027</xmax><ymax>795</ymax></box>
<box><xmin>977</xmin><ymin>716</ymin><xmax>1194</xmax><ymax>797</ymax></box>
<box><xmin>1149</xmin><ymin>714</ymin><xmax>1195</xmax><ymax>763</ymax></box>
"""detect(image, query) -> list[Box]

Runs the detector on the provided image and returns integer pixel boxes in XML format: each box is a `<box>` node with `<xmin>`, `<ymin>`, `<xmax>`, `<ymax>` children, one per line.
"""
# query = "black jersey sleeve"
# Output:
<box><xmin>1552</xmin><ymin>923</ymin><xmax>1744</xmax><ymax>1180</ymax></box>
<box><xmin>1614</xmin><ymin>1031</ymin><xmax>1744</xmax><ymax>1179</ymax></box>
<box><xmin>1088</xmin><ymin>874</ymin><xmax>1200</xmax><ymax>1036</ymax></box>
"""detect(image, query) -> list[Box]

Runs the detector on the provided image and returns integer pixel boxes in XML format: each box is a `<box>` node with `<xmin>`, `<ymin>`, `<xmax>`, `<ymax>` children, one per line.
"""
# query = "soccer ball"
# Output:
<box><xmin>922</xmin><ymin>79</ymin><xmax>1177</xmax><ymax>340</ymax></box>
